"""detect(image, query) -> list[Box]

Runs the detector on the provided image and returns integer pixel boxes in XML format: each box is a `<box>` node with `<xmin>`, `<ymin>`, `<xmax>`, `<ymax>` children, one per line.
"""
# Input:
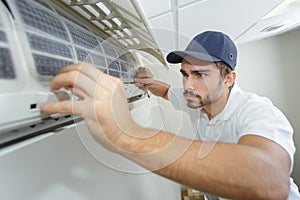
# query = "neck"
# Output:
<box><xmin>202</xmin><ymin>88</ymin><xmax>230</xmax><ymax>120</ymax></box>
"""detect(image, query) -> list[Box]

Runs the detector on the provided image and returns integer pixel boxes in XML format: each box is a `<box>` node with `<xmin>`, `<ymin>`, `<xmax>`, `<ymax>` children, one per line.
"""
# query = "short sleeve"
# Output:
<box><xmin>237</xmin><ymin>98</ymin><xmax>295</xmax><ymax>171</ymax></box>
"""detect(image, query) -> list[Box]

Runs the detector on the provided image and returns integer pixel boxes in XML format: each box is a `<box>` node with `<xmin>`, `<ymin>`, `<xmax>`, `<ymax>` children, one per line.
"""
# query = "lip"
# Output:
<box><xmin>184</xmin><ymin>94</ymin><xmax>197</xmax><ymax>99</ymax></box>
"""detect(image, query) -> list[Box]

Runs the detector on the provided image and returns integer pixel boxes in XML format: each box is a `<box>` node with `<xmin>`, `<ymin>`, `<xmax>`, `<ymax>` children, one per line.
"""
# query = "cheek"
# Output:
<box><xmin>195</xmin><ymin>78</ymin><xmax>220</xmax><ymax>95</ymax></box>
<box><xmin>206</xmin><ymin>79</ymin><xmax>224</xmax><ymax>94</ymax></box>
<box><xmin>188</xmin><ymin>79</ymin><xmax>209</xmax><ymax>95</ymax></box>
<box><xmin>182</xmin><ymin>78</ymin><xmax>192</xmax><ymax>88</ymax></box>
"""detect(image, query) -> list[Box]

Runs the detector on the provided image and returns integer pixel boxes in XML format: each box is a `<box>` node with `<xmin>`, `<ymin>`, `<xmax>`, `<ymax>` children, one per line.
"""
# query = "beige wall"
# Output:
<box><xmin>237</xmin><ymin>28</ymin><xmax>300</xmax><ymax>187</ymax></box>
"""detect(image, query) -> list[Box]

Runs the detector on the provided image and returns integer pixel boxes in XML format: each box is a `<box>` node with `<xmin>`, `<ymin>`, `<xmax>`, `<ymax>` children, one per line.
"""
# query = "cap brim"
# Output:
<box><xmin>166</xmin><ymin>50</ymin><xmax>221</xmax><ymax>64</ymax></box>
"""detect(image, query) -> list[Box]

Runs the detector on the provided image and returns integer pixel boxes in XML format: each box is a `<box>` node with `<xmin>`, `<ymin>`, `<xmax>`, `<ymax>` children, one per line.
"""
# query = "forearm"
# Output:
<box><xmin>116</xmin><ymin>127</ymin><xmax>289</xmax><ymax>200</ymax></box>
<box><xmin>146</xmin><ymin>80</ymin><xmax>170</xmax><ymax>100</ymax></box>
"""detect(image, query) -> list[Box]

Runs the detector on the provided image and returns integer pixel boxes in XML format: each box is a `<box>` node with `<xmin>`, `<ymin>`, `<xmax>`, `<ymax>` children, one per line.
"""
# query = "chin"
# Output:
<box><xmin>186</xmin><ymin>101</ymin><xmax>202</xmax><ymax>109</ymax></box>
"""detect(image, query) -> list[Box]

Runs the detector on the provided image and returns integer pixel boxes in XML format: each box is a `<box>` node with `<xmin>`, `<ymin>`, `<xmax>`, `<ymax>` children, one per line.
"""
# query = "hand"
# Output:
<box><xmin>40</xmin><ymin>62</ymin><xmax>137</xmax><ymax>152</ymax></box>
<box><xmin>134</xmin><ymin>67</ymin><xmax>154</xmax><ymax>90</ymax></box>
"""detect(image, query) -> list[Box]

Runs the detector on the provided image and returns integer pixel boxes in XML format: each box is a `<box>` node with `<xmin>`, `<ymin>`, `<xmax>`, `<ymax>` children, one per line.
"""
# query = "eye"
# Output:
<box><xmin>196</xmin><ymin>73</ymin><xmax>206</xmax><ymax>78</ymax></box>
<box><xmin>182</xmin><ymin>72</ymin><xmax>188</xmax><ymax>77</ymax></box>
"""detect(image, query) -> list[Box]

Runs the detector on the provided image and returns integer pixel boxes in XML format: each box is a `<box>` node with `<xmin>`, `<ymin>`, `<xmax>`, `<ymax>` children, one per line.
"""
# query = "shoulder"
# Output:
<box><xmin>225</xmin><ymin>85</ymin><xmax>277</xmax><ymax>120</ymax></box>
<box><xmin>235</xmin><ymin>88</ymin><xmax>293</xmax><ymax>148</ymax></box>
<box><xmin>238</xmin><ymin>90</ymin><xmax>288</xmax><ymax>122</ymax></box>
<box><xmin>229</xmin><ymin>85</ymin><xmax>293</xmax><ymax>138</ymax></box>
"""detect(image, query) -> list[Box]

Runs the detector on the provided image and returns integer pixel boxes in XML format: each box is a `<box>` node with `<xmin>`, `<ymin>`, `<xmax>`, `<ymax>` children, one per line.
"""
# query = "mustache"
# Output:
<box><xmin>183</xmin><ymin>90</ymin><xmax>201</xmax><ymax>98</ymax></box>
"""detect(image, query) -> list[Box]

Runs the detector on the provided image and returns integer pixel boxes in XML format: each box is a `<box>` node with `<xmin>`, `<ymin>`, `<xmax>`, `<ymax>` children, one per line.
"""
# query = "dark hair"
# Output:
<box><xmin>215</xmin><ymin>61</ymin><xmax>234</xmax><ymax>91</ymax></box>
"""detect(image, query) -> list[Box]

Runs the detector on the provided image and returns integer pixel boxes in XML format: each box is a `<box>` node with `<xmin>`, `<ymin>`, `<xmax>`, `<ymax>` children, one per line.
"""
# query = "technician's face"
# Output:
<box><xmin>180</xmin><ymin>57</ymin><xmax>224</xmax><ymax>109</ymax></box>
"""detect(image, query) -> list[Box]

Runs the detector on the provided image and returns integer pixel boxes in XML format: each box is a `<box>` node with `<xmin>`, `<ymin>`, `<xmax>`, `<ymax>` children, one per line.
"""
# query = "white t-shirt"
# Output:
<box><xmin>168</xmin><ymin>84</ymin><xmax>300</xmax><ymax>199</ymax></box>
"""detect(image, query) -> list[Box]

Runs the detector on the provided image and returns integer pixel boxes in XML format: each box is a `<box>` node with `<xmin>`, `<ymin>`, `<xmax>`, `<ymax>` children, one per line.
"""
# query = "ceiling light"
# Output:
<box><xmin>263</xmin><ymin>0</ymin><xmax>298</xmax><ymax>19</ymax></box>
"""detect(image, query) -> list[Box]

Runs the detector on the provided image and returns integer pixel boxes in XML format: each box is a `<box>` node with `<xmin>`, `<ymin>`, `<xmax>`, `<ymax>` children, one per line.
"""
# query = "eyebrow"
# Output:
<box><xmin>180</xmin><ymin>69</ymin><xmax>211</xmax><ymax>74</ymax></box>
<box><xmin>191</xmin><ymin>69</ymin><xmax>210</xmax><ymax>74</ymax></box>
<box><xmin>180</xmin><ymin>69</ymin><xmax>185</xmax><ymax>73</ymax></box>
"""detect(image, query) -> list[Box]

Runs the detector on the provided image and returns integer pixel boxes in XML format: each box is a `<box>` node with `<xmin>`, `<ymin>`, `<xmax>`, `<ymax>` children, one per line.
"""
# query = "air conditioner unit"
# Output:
<box><xmin>0</xmin><ymin>0</ymin><xmax>166</xmax><ymax>147</ymax></box>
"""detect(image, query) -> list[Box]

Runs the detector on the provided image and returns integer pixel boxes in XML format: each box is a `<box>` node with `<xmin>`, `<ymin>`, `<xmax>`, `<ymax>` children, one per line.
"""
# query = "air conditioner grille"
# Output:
<box><xmin>27</xmin><ymin>33</ymin><xmax>73</xmax><ymax>59</ymax></box>
<box><xmin>33</xmin><ymin>54</ymin><xmax>73</xmax><ymax>76</ymax></box>
<box><xmin>261</xmin><ymin>24</ymin><xmax>285</xmax><ymax>32</ymax></box>
<box><xmin>58</xmin><ymin>0</ymin><xmax>166</xmax><ymax>65</ymax></box>
<box><xmin>0</xmin><ymin>5</ymin><xmax>16</xmax><ymax>80</ymax></box>
<box><xmin>66</xmin><ymin>23</ymin><xmax>99</xmax><ymax>50</ymax></box>
<box><xmin>8</xmin><ymin>0</ymin><xmax>140</xmax><ymax>84</ymax></box>
<box><xmin>0</xmin><ymin>47</ymin><xmax>15</xmax><ymax>79</ymax></box>
<box><xmin>16</xmin><ymin>0</ymin><xmax>70</xmax><ymax>41</ymax></box>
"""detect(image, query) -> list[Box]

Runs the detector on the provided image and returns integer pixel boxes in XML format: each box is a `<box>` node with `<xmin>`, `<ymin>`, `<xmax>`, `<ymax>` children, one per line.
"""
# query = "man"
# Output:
<box><xmin>41</xmin><ymin>31</ymin><xmax>300</xmax><ymax>199</ymax></box>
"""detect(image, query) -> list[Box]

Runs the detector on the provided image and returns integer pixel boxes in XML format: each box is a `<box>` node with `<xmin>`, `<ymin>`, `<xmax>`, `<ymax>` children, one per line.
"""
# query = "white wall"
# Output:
<box><xmin>0</xmin><ymin>99</ymin><xmax>181</xmax><ymax>200</ymax></box>
<box><xmin>237</xmin><ymin>28</ymin><xmax>300</xmax><ymax>187</ymax></box>
<box><xmin>0</xmin><ymin>48</ymin><xmax>191</xmax><ymax>200</ymax></box>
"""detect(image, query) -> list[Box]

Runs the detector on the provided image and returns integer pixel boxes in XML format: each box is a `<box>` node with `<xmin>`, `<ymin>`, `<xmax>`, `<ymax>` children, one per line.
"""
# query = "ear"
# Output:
<box><xmin>224</xmin><ymin>71</ymin><xmax>236</xmax><ymax>88</ymax></box>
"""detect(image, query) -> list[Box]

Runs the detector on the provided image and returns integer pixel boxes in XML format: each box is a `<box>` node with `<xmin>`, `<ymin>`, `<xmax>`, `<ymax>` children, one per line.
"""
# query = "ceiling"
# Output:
<box><xmin>136</xmin><ymin>0</ymin><xmax>300</xmax><ymax>52</ymax></box>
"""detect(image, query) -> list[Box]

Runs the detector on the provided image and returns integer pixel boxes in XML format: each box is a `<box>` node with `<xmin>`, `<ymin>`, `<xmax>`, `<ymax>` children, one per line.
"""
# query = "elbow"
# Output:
<box><xmin>267</xmin><ymin>164</ymin><xmax>290</xmax><ymax>200</ymax></box>
<box><xmin>271</xmin><ymin>182</ymin><xmax>290</xmax><ymax>200</ymax></box>
<box><xmin>261</xmin><ymin>177</ymin><xmax>290</xmax><ymax>200</ymax></box>
<box><xmin>249</xmin><ymin>161</ymin><xmax>290</xmax><ymax>200</ymax></box>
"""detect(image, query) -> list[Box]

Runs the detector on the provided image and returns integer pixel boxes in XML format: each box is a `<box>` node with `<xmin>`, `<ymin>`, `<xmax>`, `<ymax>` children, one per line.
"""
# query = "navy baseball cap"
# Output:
<box><xmin>166</xmin><ymin>31</ymin><xmax>237</xmax><ymax>70</ymax></box>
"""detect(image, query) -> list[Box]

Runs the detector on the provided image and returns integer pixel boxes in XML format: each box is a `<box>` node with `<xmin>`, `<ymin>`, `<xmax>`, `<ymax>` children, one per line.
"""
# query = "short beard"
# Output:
<box><xmin>186</xmin><ymin>99</ymin><xmax>203</xmax><ymax>109</ymax></box>
<box><xmin>183</xmin><ymin>90</ymin><xmax>205</xmax><ymax>109</ymax></box>
<box><xmin>183</xmin><ymin>80</ymin><xmax>223</xmax><ymax>109</ymax></box>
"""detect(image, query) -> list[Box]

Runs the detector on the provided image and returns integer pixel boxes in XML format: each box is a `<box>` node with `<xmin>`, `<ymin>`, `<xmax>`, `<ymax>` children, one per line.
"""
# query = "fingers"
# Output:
<box><xmin>135</xmin><ymin>67</ymin><xmax>153</xmax><ymax>79</ymax></box>
<box><xmin>42</xmin><ymin>62</ymin><xmax>125</xmax><ymax>115</ymax></box>
<box><xmin>134</xmin><ymin>80</ymin><xmax>145</xmax><ymax>88</ymax></box>
<box><xmin>135</xmin><ymin>67</ymin><xmax>154</xmax><ymax>89</ymax></box>
<box><xmin>40</xmin><ymin>100</ymin><xmax>82</xmax><ymax>115</ymax></box>
<box><xmin>51</xmin><ymin>70</ymin><xmax>98</xmax><ymax>99</ymax></box>
<box><xmin>134</xmin><ymin>78</ymin><xmax>152</xmax><ymax>88</ymax></box>
<box><xmin>58</xmin><ymin>62</ymin><xmax>103</xmax><ymax>83</ymax></box>
<box><xmin>52</xmin><ymin>62</ymin><xmax>123</xmax><ymax>100</ymax></box>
